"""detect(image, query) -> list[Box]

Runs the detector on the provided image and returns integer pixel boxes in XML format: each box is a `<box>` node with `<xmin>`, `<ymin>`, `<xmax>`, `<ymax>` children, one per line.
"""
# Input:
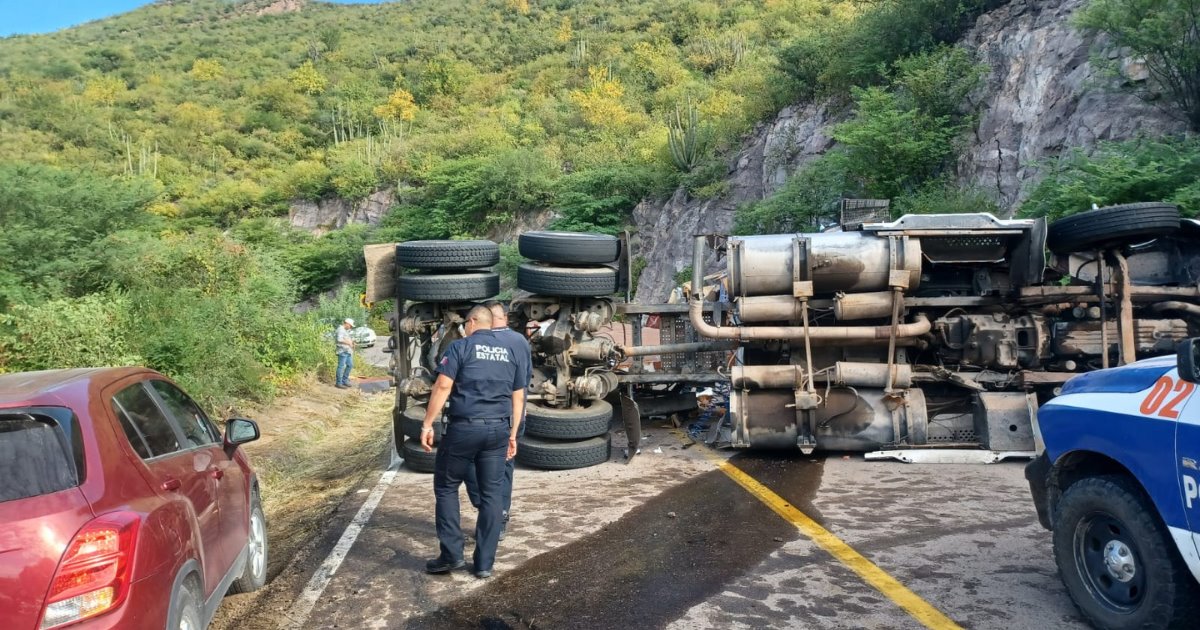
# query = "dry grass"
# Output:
<box><xmin>236</xmin><ymin>376</ymin><xmax>394</xmax><ymax>577</ymax></box>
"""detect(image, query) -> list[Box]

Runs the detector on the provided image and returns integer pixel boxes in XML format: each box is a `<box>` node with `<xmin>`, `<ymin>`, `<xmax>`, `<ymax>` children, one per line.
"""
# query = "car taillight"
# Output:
<box><xmin>39</xmin><ymin>512</ymin><xmax>140</xmax><ymax>629</ymax></box>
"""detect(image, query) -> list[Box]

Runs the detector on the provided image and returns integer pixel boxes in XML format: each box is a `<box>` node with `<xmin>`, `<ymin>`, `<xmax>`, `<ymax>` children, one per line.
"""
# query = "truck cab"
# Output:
<box><xmin>1027</xmin><ymin>339</ymin><xmax>1200</xmax><ymax>629</ymax></box>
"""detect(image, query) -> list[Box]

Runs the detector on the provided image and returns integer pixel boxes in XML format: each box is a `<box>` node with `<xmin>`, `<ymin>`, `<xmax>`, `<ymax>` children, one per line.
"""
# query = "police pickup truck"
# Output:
<box><xmin>1027</xmin><ymin>340</ymin><xmax>1200</xmax><ymax>629</ymax></box>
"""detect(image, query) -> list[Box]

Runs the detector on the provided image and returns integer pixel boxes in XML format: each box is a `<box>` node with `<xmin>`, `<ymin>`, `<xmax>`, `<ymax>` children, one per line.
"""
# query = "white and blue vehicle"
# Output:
<box><xmin>1027</xmin><ymin>340</ymin><xmax>1200</xmax><ymax>629</ymax></box>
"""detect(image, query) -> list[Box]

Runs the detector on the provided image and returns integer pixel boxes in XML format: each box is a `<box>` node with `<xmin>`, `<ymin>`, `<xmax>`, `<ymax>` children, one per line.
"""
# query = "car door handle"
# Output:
<box><xmin>161</xmin><ymin>477</ymin><xmax>182</xmax><ymax>492</ymax></box>
<box><xmin>209</xmin><ymin>467</ymin><xmax>224</xmax><ymax>480</ymax></box>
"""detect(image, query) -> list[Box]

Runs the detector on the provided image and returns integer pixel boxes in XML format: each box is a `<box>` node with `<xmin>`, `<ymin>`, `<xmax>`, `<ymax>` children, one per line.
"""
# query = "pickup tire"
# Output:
<box><xmin>398</xmin><ymin>272</ymin><xmax>499</xmax><ymax>302</ymax></box>
<box><xmin>518</xmin><ymin>231</ymin><xmax>620</xmax><ymax>264</ymax></box>
<box><xmin>517</xmin><ymin>263</ymin><xmax>618</xmax><ymax>297</ymax></box>
<box><xmin>396</xmin><ymin>240</ymin><xmax>499</xmax><ymax>270</ymax></box>
<box><xmin>524</xmin><ymin>399</ymin><xmax>612</xmax><ymax>440</ymax></box>
<box><xmin>401</xmin><ymin>405</ymin><xmax>446</xmax><ymax>443</ymax></box>
<box><xmin>402</xmin><ymin>438</ymin><xmax>437</xmax><ymax>473</ymax></box>
<box><xmin>515</xmin><ymin>434</ymin><xmax>610</xmax><ymax>470</ymax></box>
<box><xmin>1046</xmin><ymin>202</ymin><xmax>1180</xmax><ymax>254</ymax></box>
<box><xmin>1052</xmin><ymin>475</ymin><xmax>1200</xmax><ymax>629</ymax></box>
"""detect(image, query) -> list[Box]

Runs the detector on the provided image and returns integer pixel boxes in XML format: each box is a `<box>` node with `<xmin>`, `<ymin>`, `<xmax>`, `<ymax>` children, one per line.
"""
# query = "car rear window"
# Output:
<box><xmin>0</xmin><ymin>407</ymin><xmax>84</xmax><ymax>503</ymax></box>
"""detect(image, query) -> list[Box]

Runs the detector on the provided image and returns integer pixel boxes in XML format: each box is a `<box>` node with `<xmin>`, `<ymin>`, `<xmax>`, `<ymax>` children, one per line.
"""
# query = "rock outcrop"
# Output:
<box><xmin>632</xmin><ymin>0</ymin><xmax>1189</xmax><ymax>302</ymax></box>
<box><xmin>956</xmin><ymin>0</ymin><xmax>1187</xmax><ymax>209</ymax></box>
<box><xmin>289</xmin><ymin>188</ymin><xmax>394</xmax><ymax>236</ymax></box>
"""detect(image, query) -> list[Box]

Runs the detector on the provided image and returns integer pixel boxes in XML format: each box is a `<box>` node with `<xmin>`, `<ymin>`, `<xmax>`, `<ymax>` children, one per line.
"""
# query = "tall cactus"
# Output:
<box><xmin>668</xmin><ymin>98</ymin><xmax>701</xmax><ymax>173</ymax></box>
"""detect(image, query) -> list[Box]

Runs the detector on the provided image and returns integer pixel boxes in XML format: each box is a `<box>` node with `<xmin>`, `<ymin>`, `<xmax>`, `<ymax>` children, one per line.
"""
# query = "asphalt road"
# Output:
<box><xmin>221</xmin><ymin>428</ymin><xmax>1090</xmax><ymax>630</ymax></box>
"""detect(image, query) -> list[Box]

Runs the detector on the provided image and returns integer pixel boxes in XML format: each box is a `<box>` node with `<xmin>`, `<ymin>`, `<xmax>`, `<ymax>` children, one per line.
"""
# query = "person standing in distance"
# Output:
<box><xmin>421</xmin><ymin>306</ymin><xmax>527</xmax><ymax>578</ymax></box>
<box><xmin>335</xmin><ymin>318</ymin><xmax>355</xmax><ymax>389</ymax></box>
<box><xmin>463</xmin><ymin>301</ymin><xmax>532</xmax><ymax>540</ymax></box>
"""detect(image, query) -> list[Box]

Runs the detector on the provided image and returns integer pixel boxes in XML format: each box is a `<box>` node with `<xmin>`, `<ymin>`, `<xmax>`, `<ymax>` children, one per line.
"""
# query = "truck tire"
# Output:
<box><xmin>398</xmin><ymin>272</ymin><xmax>499</xmax><ymax>302</ymax></box>
<box><xmin>517</xmin><ymin>263</ymin><xmax>617</xmax><ymax>297</ymax></box>
<box><xmin>519</xmin><ymin>231</ymin><xmax>620</xmax><ymax>264</ymax></box>
<box><xmin>402</xmin><ymin>438</ymin><xmax>438</xmax><ymax>473</ymax></box>
<box><xmin>515</xmin><ymin>434</ymin><xmax>610</xmax><ymax>470</ymax></box>
<box><xmin>1052</xmin><ymin>475</ymin><xmax>1200</xmax><ymax>629</ymax></box>
<box><xmin>396</xmin><ymin>240</ymin><xmax>499</xmax><ymax>270</ymax></box>
<box><xmin>401</xmin><ymin>405</ymin><xmax>446</xmax><ymax>443</ymax></box>
<box><xmin>524</xmin><ymin>399</ymin><xmax>612</xmax><ymax>440</ymax></box>
<box><xmin>1046</xmin><ymin>202</ymin><xmax>1180</xmax><ymax>254</ymax></box>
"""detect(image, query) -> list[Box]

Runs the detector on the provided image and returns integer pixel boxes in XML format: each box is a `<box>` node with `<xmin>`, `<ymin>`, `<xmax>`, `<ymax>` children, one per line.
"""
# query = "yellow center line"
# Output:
<box><xmin>680</xmin><ymin>432</ymin><xmax>963</xmax><ymax>630</ymax></box>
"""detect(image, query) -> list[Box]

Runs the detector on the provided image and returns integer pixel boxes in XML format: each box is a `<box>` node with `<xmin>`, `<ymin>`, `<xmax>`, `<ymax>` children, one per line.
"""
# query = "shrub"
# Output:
<box><xmin>551</xmin><ymin>165</ymin><xmax>657</xmax><ymax>234</ymax></box>
<box><xmin>734</xmin><ymin>154</ymin><xmax>851</xmax><ymax>234</ymax></box>
<box><xmin>1021</xmin><ymin>136</ymin><xmax>1200</xmax><ymax>220</ymax></box>
<box><xmin>833</xmin><ymin>87</ymin><xmax>963</xmax><ymax>200</ymax></box>
<box><xmin>1077</xmin><ymin>0</ymin><xmax>1200</xmax><ymax>131</ymax></box>
<box><xmin>0</xmin><ymin>294</ymin><xmax>142</xmax><ymax>374</ymax></box>
<box><xmin>892</xmin><ymin>179</ymin><xmax>1002</xmax><ymax>217</ymax></box>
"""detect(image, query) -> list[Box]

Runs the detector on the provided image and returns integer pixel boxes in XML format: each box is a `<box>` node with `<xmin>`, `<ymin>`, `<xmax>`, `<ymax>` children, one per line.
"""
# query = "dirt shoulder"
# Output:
<box><xmin>210</xmin><ymin>378</ymin><xmax>394</xmax><ymax>629</ymax></box>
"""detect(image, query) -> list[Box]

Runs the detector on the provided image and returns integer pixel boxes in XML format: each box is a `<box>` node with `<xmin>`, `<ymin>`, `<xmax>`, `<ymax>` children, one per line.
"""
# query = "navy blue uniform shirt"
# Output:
<box><xmin>437</xmin><ymin>329</ymin><xmax>530</xmax><ymax>419</ymax></box>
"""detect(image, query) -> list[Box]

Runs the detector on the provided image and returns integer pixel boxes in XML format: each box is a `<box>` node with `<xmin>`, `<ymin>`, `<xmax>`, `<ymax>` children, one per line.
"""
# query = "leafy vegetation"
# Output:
<box><xmin>738</xmin><ymin>46</ymin><xmax>986</xmax><ymax>233</ymax></box>
<box><xmin>1076</xmin><ymin>0</ymin><xmax>1200</xmax><ymax>131</ymax></box>
<box><xmin>1021</xmin><ymin>136</ymin><xmax>1200</xmax><ymax>221</ymax></box>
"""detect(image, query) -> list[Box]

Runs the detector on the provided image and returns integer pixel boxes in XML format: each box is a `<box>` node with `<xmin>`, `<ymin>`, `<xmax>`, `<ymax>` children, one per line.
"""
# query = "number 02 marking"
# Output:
<box><xmin>1139</xmin><ymin>376</ymin><xmax>1195</xmax><ymax>419</ymax></box>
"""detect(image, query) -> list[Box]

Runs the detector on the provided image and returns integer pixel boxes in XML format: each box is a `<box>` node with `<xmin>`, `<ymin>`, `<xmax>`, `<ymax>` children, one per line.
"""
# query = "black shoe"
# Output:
<box><xmin>474</xmin><ymin>569</ymin><xmax>492</xmax><ymax>579</ymax></box>
<box><xmin>335</xmin><ymin>384</ymin><xmax>350</xmax><ymax>389</ymax></box>
<box><xmin>425</xmin><ymin>557</ymin><xmax>466</xmax><ymax>574</ymax></box>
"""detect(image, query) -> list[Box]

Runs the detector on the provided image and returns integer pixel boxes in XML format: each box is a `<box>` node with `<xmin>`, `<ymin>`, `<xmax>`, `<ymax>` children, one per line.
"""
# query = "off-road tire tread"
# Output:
<box><xmin>519</xmin><ymin>231</ymin><xmax>620</xmax><ymax>264</ymax></box>
<box><xmin>516</xmin><ymin>434</ymin><xmax>610</xmax><ymax>470</ymax></box>
<box><xmin>398</xmin><ymin>272</ymin><xmax>499</xmax><ymax>302</ymax></box>
<box><xmin>524</xmin><ymin>400</ymin><xmax>613</xmax><ymax>440</ymax></box>
<box><xmin>402</xmin><ymin>438</ymin><xmax>438</xmax><ymax>473</ymax></box>
<box><xmin>396</xmin><ymin>240</ymin><xmax>499</xmax><ymax>270</ymax></box>
<box><xmin>1051</xmin><ymin>474</ymin><xmax>1200</xmax><ymax>629</ymax></box>
<box><xmin>517</xmin><ymin>263</ymin><xmax>617</xmax><ymax>297</ymax></box>
<box><xmin>1046</xmin><ymin>202</ymin><xmax>1180</xmax><ymax>254</ymax></box>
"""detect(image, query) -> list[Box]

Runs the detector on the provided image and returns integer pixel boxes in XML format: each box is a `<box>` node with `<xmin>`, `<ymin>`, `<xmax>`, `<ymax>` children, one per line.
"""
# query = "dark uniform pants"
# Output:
<box><xmin>434</xmin><ymin>418</ymin><xmax>508</xmax><ymax>571</ymax></box>
<box><xmin>465</xmin><ymin>417</ymin><xmax>523</xmax><ymax>517</ymax></box>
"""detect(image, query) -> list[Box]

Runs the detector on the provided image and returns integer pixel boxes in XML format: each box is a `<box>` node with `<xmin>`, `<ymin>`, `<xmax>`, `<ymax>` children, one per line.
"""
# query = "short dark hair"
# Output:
<box><xmin>466</xmin><ymin>305</ymin><xmax>493</xmax><ymax>327</ymax></box>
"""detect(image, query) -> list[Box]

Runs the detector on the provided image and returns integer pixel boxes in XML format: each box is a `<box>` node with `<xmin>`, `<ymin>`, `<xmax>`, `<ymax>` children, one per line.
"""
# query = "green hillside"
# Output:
<box><xmin>1</xmin><ymin>0</ymin><xmax>1196</xmax><ymax>406</ymax></box>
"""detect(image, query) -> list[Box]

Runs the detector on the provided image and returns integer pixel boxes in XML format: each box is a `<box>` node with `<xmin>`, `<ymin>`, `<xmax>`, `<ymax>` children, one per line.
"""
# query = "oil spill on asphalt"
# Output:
<box><xmin>404</xmin><ymin>453</ymin><xmax>825</xmax><ymax>630</ymax></box>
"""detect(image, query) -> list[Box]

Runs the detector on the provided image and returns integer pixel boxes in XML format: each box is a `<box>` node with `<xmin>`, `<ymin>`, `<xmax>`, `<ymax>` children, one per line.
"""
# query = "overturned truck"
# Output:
<box><xmin>368</xmin><ymin>201</ymin><xmax>1200</xmax><ymax>467</ymax></box>
<box><xmin>689</xmin><ymin>202</ymin><xmax>1200</xmax><ymax>456</ymax></box>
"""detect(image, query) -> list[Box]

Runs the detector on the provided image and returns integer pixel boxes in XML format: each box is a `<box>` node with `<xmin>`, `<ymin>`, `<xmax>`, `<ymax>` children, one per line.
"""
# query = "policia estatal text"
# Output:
<box><xmin>420</xmin><ymin>306</ymin><xmax>528</xmax><ymax>578</ymax></box>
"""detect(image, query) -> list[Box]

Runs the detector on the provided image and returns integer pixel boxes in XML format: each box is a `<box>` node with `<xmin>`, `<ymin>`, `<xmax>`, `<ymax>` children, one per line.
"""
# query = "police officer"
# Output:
<box><xmin>462</xmin><ymin>301</ymin><xmax>532</xmax><ymax>540</ymax></box>
<box><xmin>421</xmin><ymin>306</ymin><xmax>528</xmax><ymax>579</ymax></box>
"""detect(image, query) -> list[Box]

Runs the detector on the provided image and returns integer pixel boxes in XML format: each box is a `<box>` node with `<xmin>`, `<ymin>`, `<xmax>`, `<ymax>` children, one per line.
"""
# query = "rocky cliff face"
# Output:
<box><xmin>289</xmin><ymin>188</ymin><xmax>394</xmax><ymax>235</ymax></box>
<box><xmin>631</xmin><ymin>0</ymin><xmax>1188</xmax><ymax>303</ymax></box>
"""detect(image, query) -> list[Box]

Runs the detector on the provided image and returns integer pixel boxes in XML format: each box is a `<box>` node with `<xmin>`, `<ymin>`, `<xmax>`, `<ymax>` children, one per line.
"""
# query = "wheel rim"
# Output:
<box><xmin>179</xmin><ymin>602</ymin><xmax>199</xmax><ymax>630</ymax></box>
<box><xmin>249</xmin><ymin>510</ymin><xmax>266</xmax><ymax>580</ymax></box>
<box><xmin>1073</xmin><ymin>512</ymin><xmax>1145</xmax><ymax>612</ymax></box>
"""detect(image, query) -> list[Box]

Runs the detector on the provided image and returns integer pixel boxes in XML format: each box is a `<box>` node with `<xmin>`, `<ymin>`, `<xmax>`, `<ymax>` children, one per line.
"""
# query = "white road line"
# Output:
<box><xmin>281</xmin><ymin>464</ymin><xmax>400</xmax><ymax>630</ymax></box>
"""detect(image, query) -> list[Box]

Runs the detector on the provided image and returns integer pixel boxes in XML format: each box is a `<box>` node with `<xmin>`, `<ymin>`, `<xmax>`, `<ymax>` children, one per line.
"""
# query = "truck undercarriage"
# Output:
<box><xmin>366</xmin><ymin>201</ymin><xmax>1200</xmax><ymax>469</ymax></box>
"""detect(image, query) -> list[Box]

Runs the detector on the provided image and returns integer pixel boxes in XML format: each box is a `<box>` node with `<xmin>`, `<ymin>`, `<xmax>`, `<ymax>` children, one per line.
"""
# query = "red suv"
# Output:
<box><xmin>0</xmin><ymin>368</ymin><xmax>268</xmax><ymax>629</ymax></box>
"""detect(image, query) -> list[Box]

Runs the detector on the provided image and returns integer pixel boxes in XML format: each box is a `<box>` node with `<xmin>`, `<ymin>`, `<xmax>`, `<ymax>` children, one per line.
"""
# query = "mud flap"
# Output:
<box><xmin>619</xmin><ymin>393</ymin><xmax>642</xmax><ymax>462</ymax></box>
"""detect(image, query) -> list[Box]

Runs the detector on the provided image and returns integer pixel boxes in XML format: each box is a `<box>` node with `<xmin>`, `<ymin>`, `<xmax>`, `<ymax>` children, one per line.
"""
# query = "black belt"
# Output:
<box><xmin>448</xmin><ymin>416</ymin><xmax>509</xmax><ymax>424</ymax></box>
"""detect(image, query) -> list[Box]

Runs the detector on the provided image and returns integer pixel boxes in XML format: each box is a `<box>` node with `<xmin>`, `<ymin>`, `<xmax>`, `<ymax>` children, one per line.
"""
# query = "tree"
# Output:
<box><xmin>290</xmin><ymin>60</ymin><xmax>327</xmax><ymax>95</ymax></box>
<box><xmin>1077</xmin><ymin>0</ymin><xmax>1200</xmax><ymax>131</ymax></box>
<box><xmin>189</xmin><ymin>58</ymin><xmax>223</xmax><ymax>81</ymax></box>
<box><xmin>374</xmin><ymin>88</ymin><xmax>419</xmax><ymax>124</ymax></box>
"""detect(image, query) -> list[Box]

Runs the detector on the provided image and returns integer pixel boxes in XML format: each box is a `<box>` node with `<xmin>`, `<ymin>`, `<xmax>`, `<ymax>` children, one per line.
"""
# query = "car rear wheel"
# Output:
<box><xmin>229</xmin><ymin>493</ymin><xmax>268</xmax><ymax>594</ymax></box>
<box><xmin>1052</xmin><ymin>475</ymin><xmax>1200</xmax><ymax>629</ymax></box>
<box><xmin>169</xmin><ymin>582</ymin><xmax>203</xmax><ymax>630</ymax></box>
